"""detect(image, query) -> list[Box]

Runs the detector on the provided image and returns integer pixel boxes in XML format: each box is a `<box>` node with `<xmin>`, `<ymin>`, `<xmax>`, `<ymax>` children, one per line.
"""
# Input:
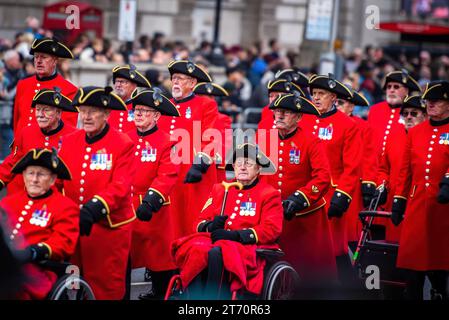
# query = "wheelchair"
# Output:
<box><xmin>41</xmin><ymin>261</ymin><xmax>96</xmax><ymax>300</ymax></box>
<box><xmin>164</xmin><ymin>248</ymin><xmax>299</xmax><ymax>300</ymax></box>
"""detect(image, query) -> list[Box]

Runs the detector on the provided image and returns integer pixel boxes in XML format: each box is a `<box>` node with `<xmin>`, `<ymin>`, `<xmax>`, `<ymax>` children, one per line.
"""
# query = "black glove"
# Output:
<box><xmin>361</xmin><ymin>182</ymin><xmax>376</xmax><ymax>208</ymax></box>
<box><xmin>17</xmin><ymin>244</ymin><xmax>50</xmax><ymax>264</ymax></box>
<box><xmin>211</xmin><ymin>229</ymin><xmax>240</xmax><ymax>243</ymax></box>
<box><xmin>328</xmin><ymin>191</ymin><xmax>351</xmax><ymax>219</ymax></box>
<box><xmin>437</xmin><ymin>176</ymin><xmax>449</xmax><ymax>204</ymax></box>
<box><xmin>136</xmin><ymin>190</ymin><xmax>164</xmax><ymax>222</ymax></box>
<box><xmin>282</xmin><ymin>191</ymin><xmax>309</xmax><ymax>221</ymax></box>
<box><xmin>373</xmin><ymin>186</ymin><xmax>388</xmax><ymax>207</ymax></box>
<box><xmin>184</xmin><ymin>153</ymin><xmax>211</xmax><ymax>183</ymax></box>
<box><xmin>208</xmin><ymin>215</ymin><xmax>228</xmax><ymax>232</ymax></box>
<box><xmin>391</xmin><ymin>197</ymin><xmax>406</xmax><ymax>226</ymax></box>
<box><xmin>0</xmin><ymin>181</ymin><xmax>4</xmax><ymax>192</ymax></box>
<box><xmin>80</xmin><ymin>198</ymin><xmax>107</xmax><ymax>236</ymax></box>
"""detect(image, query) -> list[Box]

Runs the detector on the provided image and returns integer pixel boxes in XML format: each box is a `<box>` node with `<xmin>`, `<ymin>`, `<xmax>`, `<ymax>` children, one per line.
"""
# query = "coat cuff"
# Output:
<box><xmin>197</xmin><ymin>220</ymin><xmax>212</xmax><ymax>232</ymax></box>
<box><xmin>143</xmin><ymin>189</ymin><xmax>165</xmax><ymax>212</ymax></box>
<box><xmin>331</xmin><ymin>189</ymin><xmax>352</xmax><ymax>211</ymax></box>
<box><xmin>236</xmin><ymin>228</ymin><xmax>258</xmax><ymax>245</ymax></box>
<box><xmin>440</xmin><ymin>174</ymin><xmax>449</xmax><ymax>188</ymax></box>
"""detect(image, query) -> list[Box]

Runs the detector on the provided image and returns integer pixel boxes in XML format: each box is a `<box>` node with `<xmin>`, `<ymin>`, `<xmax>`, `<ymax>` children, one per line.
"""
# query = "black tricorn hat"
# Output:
<box><xmin>72</xmin><ymin>86</ymin><xmax>127</xmax><ymax>110</ymax></box>
<box><xmin>382</xmin><ymin>70</ymin><xmax>421</xmax><ymax>92</ymax></box>
<box><xmin>193</xmin><ymin>82</ymin><xmax>229</xmax><ymax>97</ymax></box>
<box><xmin>309</xmin><ymin>73</ymin><xmax>353</xmax><ymax>99</ymax></box>
<box><xmin>225</xmin><ymin>143</ymin><xmax>276</xmax><ymax>174</ymax></box>
<box><xmin>275</xmin><ymin>68</ymin><xmax>309</xmax><ymax>87</ymax></box>
<box><xmin>168</xmin><ymin>60</ymin><xmax>212</xmax><ymax>83</ymax></box>
<box><xmin>267</xmin><ymin>79</ymin><xmax>305</xmax><ymax>96</ymax></box>
<box><xmin>422</xmin><ymin>80</ymin><xmax>449</xmax><ymax>101</ymax></box>
<box><xmin>131</xmin><ymin>88</ymin><xmax>180</xmax><ymax>116</ymax></box>
<box><xmin>112</xmin><ymin>64</ymin><xmax>152</xmax><ymax>88</ymax></box>
<box><xmin>269</xmin><ymin>93</ymin><xmax>320</xmax><ymax>116</ymax></box>
<box><xmin>29</xmin><ymin>37</ymin><xmax>74</xmax><ymax>59</ymax></box>
<box><xmin>340</xmin><ymin>84</ymin><xmax>370</xmax><ymax>107</ymax></box>
<box><xmin>12</xmin><ymin>148</ymin><xmax>71</xmax><ymax>180</ymax></box>
<box><xmin>402</xmin><ymin>95</ymin><xmax>426</xmax><ymax>112</ymax></box>
<box><xmin>31</xmin><ymin>87</ymin><xmax>78</xmax><ymax>112</ymax></box>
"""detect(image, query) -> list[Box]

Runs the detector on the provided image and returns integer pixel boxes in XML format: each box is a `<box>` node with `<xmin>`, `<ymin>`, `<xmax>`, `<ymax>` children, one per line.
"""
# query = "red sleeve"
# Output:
<box><xmin>43</xmin><ymin>198</ymin><xmax>79</xmax><ymax>260</ymax></box>
<box><xmin>149</xmin><ymin>142</ymin><xmax>180</xmax><ymax>202</ymax></box>
<box><xmin>360</xmin><ymin>121</ymin><xmax>378</xmax><ymax>185</ymax></box>
<box><xmin>394</xmin><ymin>132</ymin><xmax>413</xmax><ymax>199</ymax></box>
<box><xmin>12</xmin><ymin>80</ymin><xmax>23</xmax><ymax>136</ymax></box>
<box><xmin>297</xmin><ymin>138</ymin><xmax>330</xmax><ymax>204</ymax></box>
<box><xmin>94</xmin><ymin>138</ymin><xmax>136</xmax><ymax>213</ymax></box>
<box><xmin>251</xmin><ymin>189</ymin><xmax>283</xmax><ymax>245</ymax></box>
<box><xmin>198</xmin><ymin>98</ymin><xmax>219</xmax><ymax>161</ymax></box>
<box><xmin>335</xmin><ymin>121</ymin><xmax>362</xmax><ymax>199</ymax></box>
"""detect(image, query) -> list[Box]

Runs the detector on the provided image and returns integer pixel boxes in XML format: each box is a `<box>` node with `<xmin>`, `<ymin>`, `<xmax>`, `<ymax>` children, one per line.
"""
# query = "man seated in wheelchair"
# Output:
<box><xmin>171</xmin><ymin>143</ymin><xmax>283</xmax><ymax>299</ymax></box>
<box><xmin>0</xmin><ymin>148</ymin><xmax>79</xmax><ymax>299</ymax></box>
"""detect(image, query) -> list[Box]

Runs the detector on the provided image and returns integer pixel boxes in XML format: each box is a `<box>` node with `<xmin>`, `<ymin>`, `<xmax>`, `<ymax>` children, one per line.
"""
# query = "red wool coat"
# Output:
<box><xmin>158</xmin><ymin>94</ymin><xmax>218</xmax><ymax>238</ymax></box>
<box><xmin>395</xmin><ymin>120</ymin><xmax>449</xmax><ymax>271</ymax></box>
<box><xmin>13</xmin><ymin>74</ymin><xmax>78</xmax><ymax>136</ymax></box>
<box><xmin>108</xmin><ymin>100</ymin><xmax>136</xmax><ymax>133</ymax></box>
<box><xmin>127</xmin><ymin>126</ymin><xmax>179</xmax><ymax>271</ymax></box>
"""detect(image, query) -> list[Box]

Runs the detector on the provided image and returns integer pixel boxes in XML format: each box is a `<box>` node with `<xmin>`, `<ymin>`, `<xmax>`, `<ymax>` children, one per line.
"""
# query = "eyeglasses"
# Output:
<box><xmin>115</xmin><ymin>79</ymin><xmax>131</xmax><ymax>86</ymax></box>
<box><xmin>387</xmin><ymin>84</ymin><xmax>404</xmax><ymax>90</ymax></box>
<box><xmin>134</xmin><ymin>108</ymin><xmax>157</xmax><ymax>115</ymax></box>
<box><xmin>35</xmin><ymin>107</ymin><xmax>57</xmax><ymax>117</ymax></box>
<box><xmin>401</xmin><ymin>110</ymin><xmax>419</xmax><ymax>117</ymax></box>
<box><xmin>234</xmin><ymin>160</ymin><xmax>257</xmax><ymax>168</ymax></box>
<box><xmin>171</xmin><ymin>75</ymin><xmax>192</xmax><ymax>82</ymax></box>
<box><xmin>24</xmin><ymin>170</ymin><xmax>51</xmax><ymax>179</ymax></box>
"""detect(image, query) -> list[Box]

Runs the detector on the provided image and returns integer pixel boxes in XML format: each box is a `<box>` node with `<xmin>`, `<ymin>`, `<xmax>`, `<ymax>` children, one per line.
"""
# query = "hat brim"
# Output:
<box><xmin>72</xmin><ymin>87</ymin><xmax>127</xmax><ymax>111</ymax></box>
<box><xmin>112</xmin><ymin>66</ymin><xmax>152</xmax><ymax>88</ymax></box>
<box><xmin>224</xmin><ymin>143</ymin><xmax>276</xmax><ymax>175</ymax></box>
<box><xmin>193</xmin><ymin>82</ymin><xmax>229</xmax><ymax>97</ymax></box>
<box><xmin>309</xmin><ymin>75</ymin><xmax>353</xmax><ymax>99</ymax></box>
<box><xmin>131</xmin><ymin>90</ymin><xmax>180</xmax><ymax>116</ymax></box>
<box><xmin>29</xmin><ymin>38</ymin><xmax>74</xmax><ymax>59</ymax></box>
<box><xmin>168</xmin><ymin>60</ymin><xmax>212</xmax><ymax>83</ymax></box>
<box><xmin>31</xmin><ymin>90</ymin><xmax>78</xmax><ymax>112</ymax></box>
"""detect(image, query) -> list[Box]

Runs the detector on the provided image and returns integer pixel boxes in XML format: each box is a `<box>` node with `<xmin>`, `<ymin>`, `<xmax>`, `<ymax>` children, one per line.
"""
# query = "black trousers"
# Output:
<box><xmin>405</xmin><ymin>270</ymin><xmax>448</xmax><ymax>300</ymax></box>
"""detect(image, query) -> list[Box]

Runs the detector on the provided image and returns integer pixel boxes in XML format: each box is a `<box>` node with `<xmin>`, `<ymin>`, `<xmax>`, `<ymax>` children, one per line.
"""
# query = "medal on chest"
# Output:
<box><xmin>439</xmin><ymin>133</ymin><xmax>449</xmax><ymax>145</ymax></box>
<box><xmin>318</xmin><ymin>124</ymin><xmax>333</xmax><ymax>141</ymax></box>
<box><xmin>29</xmin><ymin>205</ymin><xmax>51</xmax><ymax>227</ymax></box>
<box><xmin>127</xmin><ymin>109</ymin><xmax>135</xmax><ymax>122</ymax></box>
<box><xmin>90</xmin><ymin>149</ymin><xmax>113</xmax><ymax>170</ymax></box>
<box><xmin>141</xmin><ymin>142</ymin><xmax>157</xmax><ymax>162</ymax></box>
<box><xmin>240</xmin><ymin>196</ymin><xmax>256</xmax><ymax>217</ymax></box>
<box><xmin>289</xmin><ymin>143</ymin><xmax>300</xmax><ymax>164</ymax></box>
<box><xmin>185</xmin><ymin>106</ymin><xmax>192</xmax><ymax>119</ymax></box>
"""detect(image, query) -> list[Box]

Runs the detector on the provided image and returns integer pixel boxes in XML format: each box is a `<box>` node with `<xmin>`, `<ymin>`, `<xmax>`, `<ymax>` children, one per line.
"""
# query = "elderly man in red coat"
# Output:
<box><xmin>110</xmin><ymin>64</ymin><xmax>151</xmax><ymax>133</ymax></box>
<box><xmin>126</xmin><ymin>88</ymin><xmax>180</xmax><ymax>300</ymax></box>
<box><xmin>59</xmin><ymin>86</ymin><xmax>135</xmax><ymax>300</ymax></box>
<box><xmin>13</xmin><ymin>38</ymin><xmax>78</xmax><ymax>136</ymax></box>
<box><xmin>392</xmin><ymin>80</ymin><xmax>449</xmax><ymax>300</ymax></box>
<box><xmin>299</xmin><ymin>74</ymin><xmax>362</xmax><ymax>281</ymax></box>
<box><xmin>263</xmin><ymin>93</ymin><xmax>337</xmax><ymax>290</ymax></box>
<box><xmin>0</xmin><ymin>88</ymin><xmax>78</xmax><ymax>194</ymax></box>
<box><xmin>158</xmin><ymin>60</ymin><xmax>219</xmax><ymax>238</ymax></box>
<box><xmin>171</xmin><ymin>143</ymin><xmax>283</xmax><ymax>299</ymax></box>
<box><xmin>0</xmin><ymin>148</ymin><xmax>79</xmax><ymax>299</ymax></box>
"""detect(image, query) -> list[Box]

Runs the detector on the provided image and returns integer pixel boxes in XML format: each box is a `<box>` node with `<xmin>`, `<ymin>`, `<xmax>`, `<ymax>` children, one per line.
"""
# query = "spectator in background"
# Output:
<box><xmin>14</xmin><ymin>33</ymin><xmax>34</xmax><ymax>60</ymax></box>
<box><xmin>79</xmin><ymin>38</ymin><xmax>109</xmax><ymax>63</ymax></box>
<box><xmin>24</xmin><ymin>17</ymin><xmax>44</xmax><ymax>40</ymax></box>
<box><xmin>246</xmin><ymin>45</ymin><xmax>267</xmax><ymax>89</ymax></box>
<box><xmin>222</xmin><ymin>65</ymin><xmax>252</xmax><ymax>112</ymax></box>
<box><xmin>71</xmin><ymin>33</ymin><xmax>90</xmax><ymax>59</ymax></box>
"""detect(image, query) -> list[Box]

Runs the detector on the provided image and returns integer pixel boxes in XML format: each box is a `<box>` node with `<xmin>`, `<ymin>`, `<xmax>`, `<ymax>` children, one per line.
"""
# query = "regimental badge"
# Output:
<box><xmin>141</xmin><ymin>142</ymin><xmax>157</xmax><ymax>162</ymax></box>
<box><xmin>185</xmin><ymin>106</ymin><xmax>192</xmax><ymax>119</ymax></box>
<box><xmin>289</xmin><ymin>144</ymin><xmax>300</xmax><ymax>164</ymax></box>
<box><xmin>439</xmin><ymin>133</ymin><xmax>449</xmax><ymax>145</ymax></box>
<box><xmin>240</xmin><ymin>202</ymin><xmax>256</xmax><ymax>216</ymax></box>
<box><xmin>127</xmin><ymin>109</ymin><xmax>134</xmax><ymax>122</ymax></box>
<box><xmin>312</xmin><ymin>185</ymin><xmax>319</xmax><ymax>193</ymax></box>
<box><xmin>318</xmin><ymin>124</ymin><xmax>333</xmax><ymax>140</ymax></box>
<box><xmin>90</xmin><ymin>151</ymin><xmax>113</xmax><ymax>170</ymax></box>
<box><xmin>29</xmin><ymin>205</ymin><xmax>51</xmax><ymax>227</ymax></box>
<box><xmin>187</xmin><ymin>62</ymin><xmax>195</xmax><ymax>74</ymax></box>
<box><xmin>54</xmin><ymin>97</ymin><xmax>60</xmax><ymax>105</ymax></box>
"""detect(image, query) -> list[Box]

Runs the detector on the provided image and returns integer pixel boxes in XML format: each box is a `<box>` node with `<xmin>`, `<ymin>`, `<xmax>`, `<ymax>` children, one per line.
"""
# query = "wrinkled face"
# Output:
<box><xmin>35</xmin><ymin>104</ymin><xmax>61</xmax><ymax>131</ymax></box>
<box><xmin>312</xmin><ymin>88</ymin><xmax>336</xmax><ymax>113</ymax></box>
<box><xmin>34</xmin><ymin>52</ymin><xmax>58</xmax><ymax>77</ymax></box>
<box><xmin>273</xmin><ymin>109</ymin><xmax>301</xmax><ymax>132</ymax></box>
<box><xmin>336</xmin><ymin>99</ymin><xmax>354</xmax><ymax>116</ymax></box>
<box><xmin>133</xmin><ymin>105</ymin><xmax>161</xmax><ymax>130</ymax></box>
<box><xmin>79</xmin><ymin>106</ymin><xmax>110</xmax><ymax>136</ymax></box>
<box><xmin>171</xmin><ymin>73</ymin><xmax>197</xmax><ymax>99</ymax></box>
<box><xmin>386</xmin><ymin>81</ymin><xmax>408</xmax><ymax>106</ymax></box>
<box><xmin>114</xmin><ymin>77</ymin><xmax>137</xmax><ymax>101</ymax></box>
<box><xmin>233</xmin><ymin>157</ymin><xmax>260</xmax><ymax>184</ymax></box>
<box><xmin>400</xmin><ymin>107</ymin><xmax>427</xmax><ymax>130</ymax></box>
<box><xmin>23</xmin><ymin>165</ymin><xmax>56</xmax><ymax>197</ymax></box>
<box><xmin>425</xmin><ymin>99</ymin><xmax>449</xmax><ymax>121</ymax></box>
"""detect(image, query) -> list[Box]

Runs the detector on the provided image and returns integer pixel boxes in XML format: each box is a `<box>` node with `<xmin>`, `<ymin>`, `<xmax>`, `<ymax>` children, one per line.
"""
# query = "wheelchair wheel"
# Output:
<box><xmin>262</xmin><ymin>261</ymin><xmax>299</xmax><ymax>300</ymax></box>
<box><xmin>48</xmin><ymin>274</ymin><xmax>95</xmax><ymax>300</ymax></box>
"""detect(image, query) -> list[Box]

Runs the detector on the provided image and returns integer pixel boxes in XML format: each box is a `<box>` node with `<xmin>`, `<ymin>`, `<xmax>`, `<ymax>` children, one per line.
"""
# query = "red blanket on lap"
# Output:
<box><xmin>171</xmin><ymin>233</ymin><xmax>267</xmax><ymax>295</ymax></box>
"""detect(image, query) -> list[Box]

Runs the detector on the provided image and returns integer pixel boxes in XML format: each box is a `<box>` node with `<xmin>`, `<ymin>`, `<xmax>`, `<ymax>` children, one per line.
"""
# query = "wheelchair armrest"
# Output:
<box><xmin>256</xmin><ymin>248</ymin><xmax>285</xmax><ymax>260</ymax></box>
